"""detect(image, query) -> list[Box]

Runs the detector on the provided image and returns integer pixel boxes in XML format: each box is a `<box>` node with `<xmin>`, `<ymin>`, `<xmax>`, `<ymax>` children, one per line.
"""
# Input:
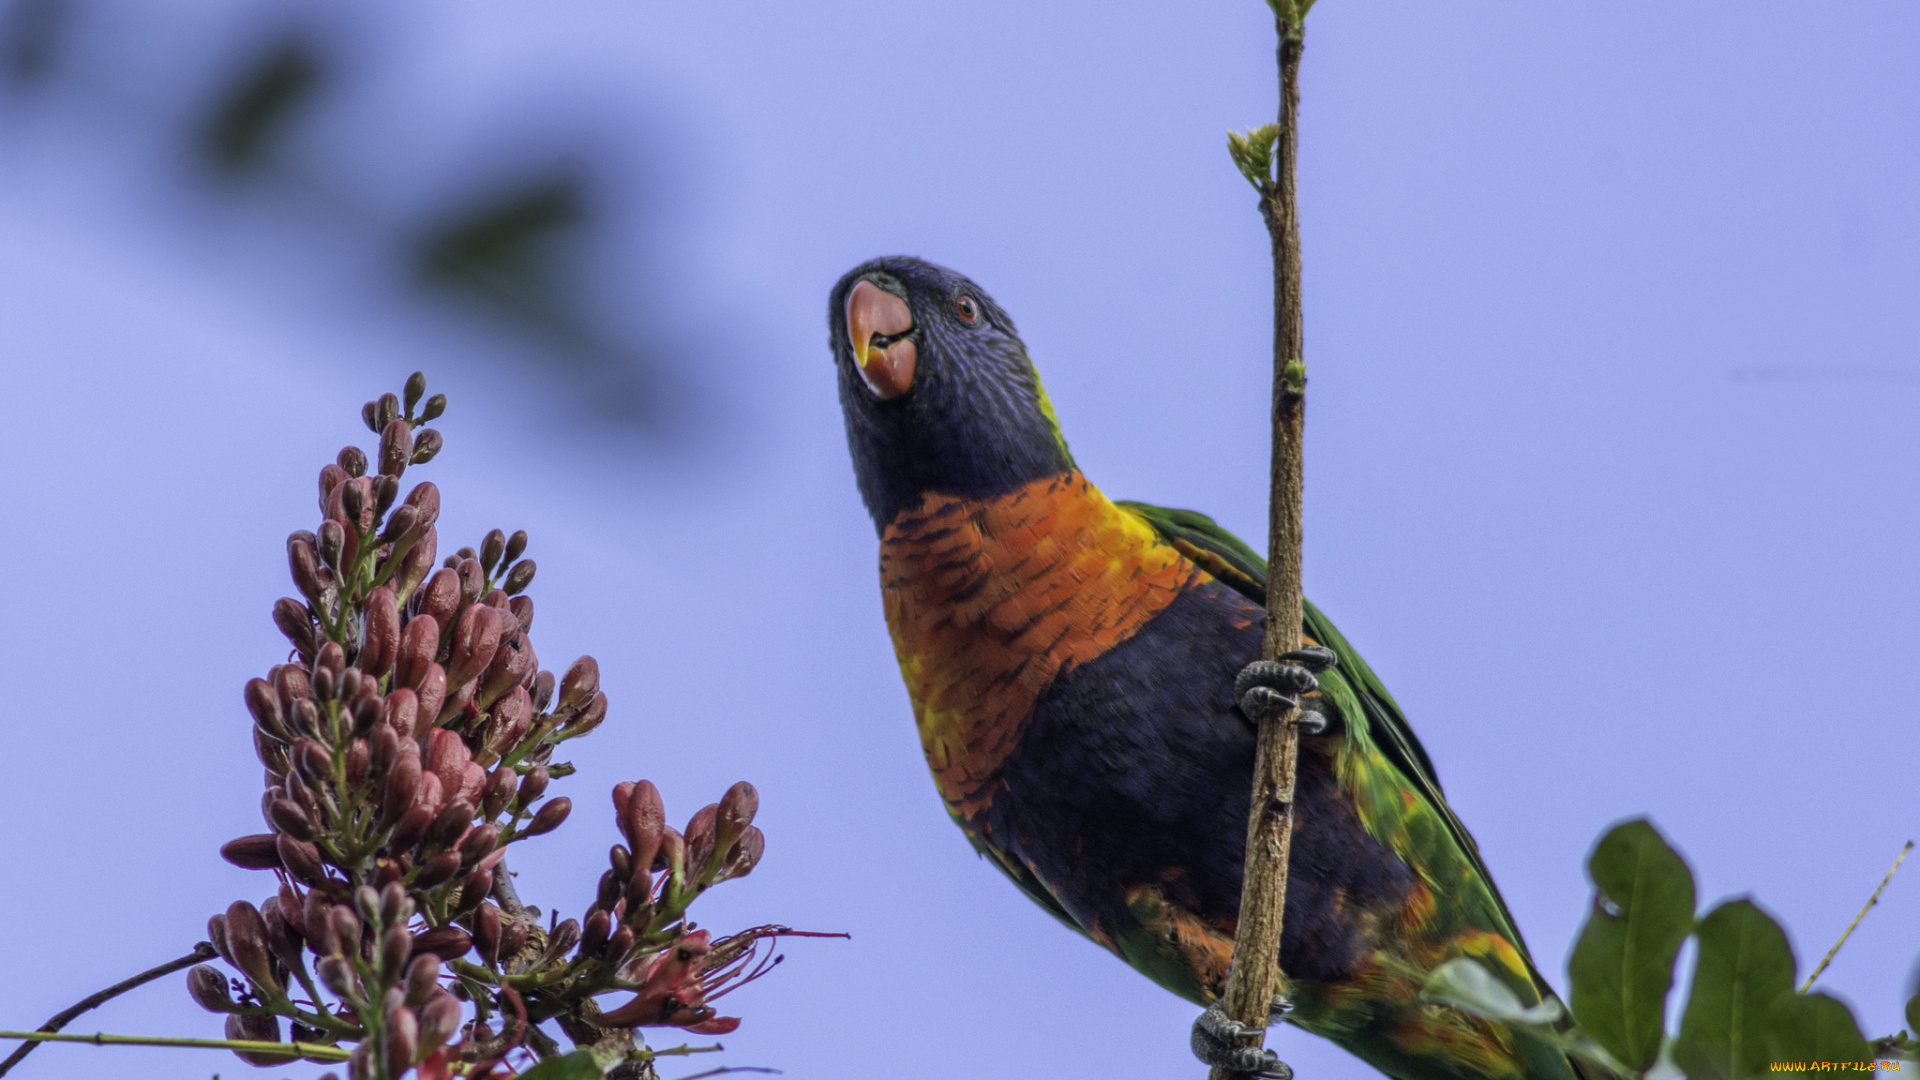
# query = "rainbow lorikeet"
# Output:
<box><xmin>829</xmin><ymin>255</ymin><xmax>1582</xmax><ymax>1080</ymax></box>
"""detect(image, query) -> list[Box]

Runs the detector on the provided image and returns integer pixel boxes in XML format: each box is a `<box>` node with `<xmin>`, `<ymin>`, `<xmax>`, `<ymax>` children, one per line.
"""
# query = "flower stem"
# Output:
<box><xmin>0</xmin><ymin>1029</ymin><xmax>349</xmax><ymax>1061</ymax></box>
<box><xmin>0</xmin><ymin>942</ymin><xmax>218</xmax><ymax>1077</ymax></box>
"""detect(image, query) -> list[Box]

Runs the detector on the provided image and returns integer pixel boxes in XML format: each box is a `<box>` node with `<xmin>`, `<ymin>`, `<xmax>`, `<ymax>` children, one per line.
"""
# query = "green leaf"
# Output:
<box><xmin>515</xmin><ymin>1050</ymin><xmax>605</xmax><ymax>1080</ymax></box>
<box><xmin>1768</xmin><ymin>991</ymin><xmax>1873</xmax><ymax>1065</ymax></box>
<box><xmin>1424</xmin><ymin>957</ymin><xmax>1565</xmax><ymax>1026</ymax></box>
<box><xmin>1907</xmin><ymin>991</ymin><xmax>1920</xmax><ymax>1036</ymax></box>
<box><xmin>1673</xmin><ymin>900</ymin><xmax>1798</xmax><ymax>1080</ymax></box>
<box><xmin>1569</xmin><ymin>818</ymin><xmax>1697</xmax><ymax>1073</ymax></box>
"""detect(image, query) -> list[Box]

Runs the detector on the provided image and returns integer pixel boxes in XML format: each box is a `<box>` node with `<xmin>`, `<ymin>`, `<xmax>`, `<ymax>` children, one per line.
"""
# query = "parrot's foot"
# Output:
<box><xmin>1191</xmin><ymin>1000</ymin><xmax>1295</xmax><ymax>1079</ymax></box>
<box><xmin>1235</xmin><ymin>647</ymin><xmax>1338</xmax><ymax>735</ymax></box>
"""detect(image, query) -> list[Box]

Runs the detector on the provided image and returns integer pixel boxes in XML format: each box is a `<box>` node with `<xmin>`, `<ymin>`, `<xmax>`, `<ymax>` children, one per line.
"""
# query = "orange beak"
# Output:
<box><xmin>846</xmin><ymin>280</ymin><xmax>917</xmax><ymax>399</ymax></box>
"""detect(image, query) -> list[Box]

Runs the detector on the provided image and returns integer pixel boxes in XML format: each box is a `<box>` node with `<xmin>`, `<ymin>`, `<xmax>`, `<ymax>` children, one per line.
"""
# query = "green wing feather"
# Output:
<box><xmin>1115</xmin><ymin>500</ymin><xmax>1555</xmax><ymax>998</ymax></box>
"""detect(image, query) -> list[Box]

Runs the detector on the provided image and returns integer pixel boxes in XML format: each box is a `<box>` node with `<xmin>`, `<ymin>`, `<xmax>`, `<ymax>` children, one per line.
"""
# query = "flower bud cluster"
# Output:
<box><xmin>196</xmin><ymin>375</ymin><xmax>802</xmax><ymax>1080</ymax></box>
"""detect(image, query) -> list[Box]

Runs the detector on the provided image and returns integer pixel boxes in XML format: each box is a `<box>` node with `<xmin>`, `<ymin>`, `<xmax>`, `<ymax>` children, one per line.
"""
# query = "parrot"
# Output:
<box><xmin>828</xmin><ymin>254</ymin><xmax>1584</xmax><ymax>1080</ymax></box>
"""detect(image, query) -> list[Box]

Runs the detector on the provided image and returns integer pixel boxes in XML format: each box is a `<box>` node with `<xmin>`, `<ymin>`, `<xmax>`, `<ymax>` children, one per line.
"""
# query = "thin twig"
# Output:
<box><xmin>0</xmin><ymin>942</ymin><xmax>217</xmax><ymax>1077</ymax></box>
<box><xmin>1800</xmin><ymin>840</ymin><xmax>1913</xmax><ymax>994</ymax></box>
<box><xmin>666</xmin><ymin>1068</ymin><xmax>781</xmax><ymax>1080</ymax></box>
<box><xmin>0</xmin><ymin>1029</ymin><xmax>348</xmax><ymax>1061</ymax></box>
<box><xmin>1212</xmin><ymin>3</ymin><xmax>1312</xmax><ymax>1078</ymax></box>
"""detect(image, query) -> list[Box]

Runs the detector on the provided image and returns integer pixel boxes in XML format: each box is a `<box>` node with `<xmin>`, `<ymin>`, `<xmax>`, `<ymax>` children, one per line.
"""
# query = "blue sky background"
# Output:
<box><xmin>1</xmin><ymin>2</ymin><xmax>1917</xmax><ymax>1078</ymax></box>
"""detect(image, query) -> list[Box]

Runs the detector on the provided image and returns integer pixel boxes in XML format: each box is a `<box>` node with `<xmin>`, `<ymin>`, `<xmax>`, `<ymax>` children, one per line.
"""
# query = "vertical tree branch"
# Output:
<box><xmin>1212</xmin><ymin>6</ymin><xmax>1308</xmax><ymax>1077</ymax></box>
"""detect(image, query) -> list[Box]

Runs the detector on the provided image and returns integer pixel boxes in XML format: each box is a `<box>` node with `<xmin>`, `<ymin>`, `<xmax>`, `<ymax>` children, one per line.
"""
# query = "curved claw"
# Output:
<box><xmin>1278</xmin><ymin>645</ymin><xmax>1337</xmax><ymax>673</ymax></box>
<box><xmin>1192</xmin><ymin>1002</ymin><xmax>1294</xmax><ymax>1080</ymax></box>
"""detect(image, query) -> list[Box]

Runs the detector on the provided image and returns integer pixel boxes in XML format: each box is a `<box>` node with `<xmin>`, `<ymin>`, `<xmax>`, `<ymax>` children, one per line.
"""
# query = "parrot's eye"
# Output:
<box><xmin>955</xmin><ymin>295</ymin><xmax>980</xmax><ymax>325</ymax></box>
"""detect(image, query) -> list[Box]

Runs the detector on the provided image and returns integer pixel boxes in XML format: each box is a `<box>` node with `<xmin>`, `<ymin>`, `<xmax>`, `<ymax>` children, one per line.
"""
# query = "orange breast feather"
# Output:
<box><xmin>879</xmin><ymin>472</ymin><xmax>1200</xmax><ymax>819</ymax></box>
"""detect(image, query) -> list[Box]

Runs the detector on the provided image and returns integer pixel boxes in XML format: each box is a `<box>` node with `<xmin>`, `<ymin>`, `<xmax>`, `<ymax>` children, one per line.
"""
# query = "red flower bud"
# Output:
<box><xmin>380</xmin><ymin>754</ymin><xmax>422</xmax><ymax>828</ymax></box>
<box><xmin>272</xmin><ymin>663</ymin><xmax>312</xmax><ymax>712</ymax></box>
<box><xmin>660</xmin><ymin>828</ymin><xmax>686</xmax><ymax>877</ymax></box>
<box><xmin>316</xmin><ymin>647</ymin><xmax>346</xmax><ymax>686</ymax></box>
<box><xmin>293</xmin><ymin>738</ymin><xmax>332</xmax><ymax>786</ymax></box>
<box><xmin>316</xmin><ymin>956</ymin><xmax>355</xmax><ymax>998</ymax></box>
<box><xmin>188</xmin><ymin>964</ymin><xmax>235</xmax><ymax>1012</ymax></box>
<box><xmin>619</xmin><ymin>781</ymin><xmax>664</xmax><ymax>872</ymax></box>
<box><xmin>477</xmin><ymin>637</ymin><xmax>532</xmax><ymax>709</ymax></box>
<box><xmin>221</xmin><ymin>833</ymin><xmax>283</xmax><ymax>870</ymax></box>
<box><xmin>416</xmin><ymin>663</ymin><xmax>448</xmax><ymax>727</ymax></box>
<box><xmin>558</xmin><ymin>657</ymin><xmax>599</xmax><ymax>711</ymax></box>
<box><xmin>415</xmin><ymin>850</ymin><xmax>465</xmax><ymax>891</ymax></box>
<box><xmin>457</xmin><ymin>558</ymin><xmax>484</xmax><ymax>605</ymax></box>
<box><xmin>504</xmin><ymin>559</ymin><xmax>536</xmax><ymax>596</ymax></box>
<box><xmin>382</xmin><ymin>923</ymin><xmax>413</xmax><ymax>976</ymax></box>
<box><xmin>277</xmin><ymin>834</ymin><xmax>328</xmax><ymax>887</ymax></box>
<box><xmin>446</xmin><ymin>604</ymin><xmax>503</xmax><ymax>691</ymax></box>
<box><xmin>289</xmin><ymin>536</ymin><xmax>330</xmax><ymax>604</ymax></box>
<box><xmin>454</xmin><ymin>868</ymin><xmax>492</xmax><ymax>915</ymax></box>
<box><xmin>261</xmin><ymin>898</ymin><xmax>305</xmax><ymax>970</ymax></box>
<box><xmin>318</xmin><ymin>518</ymin><xmax>347</xmax><ymax>572</ymax></box>
<box><xmin>381</xmin><ymin>687</ymin><xmax>421</xmax><ymax>743</ymax></box>
<box><xmin>425</xmin><ymin>728</ymin><xmax>469</xmax><ymax>791</ymax></box>
<box><xmin>329</xmin><ymin>905</ymin><xmax>362</xmax><ymax>955</ymax></box>
<box><xmin>581</xmin><ymin>909</ymin><xmax>611</xmax><ymax>956</ymax></box>
<box><xmin>403</xmin><ymin>953</ymin><xmax>441</xmax><ymax>1007</ymax></box>
<box><xmin>268</xmin><ymin>799</ymin><xmax>313</xmax><ymax>841</ymax></box>
<box><xmin>479</xmin><ymin>529</ymin><xmax>506</xmax><ymax>574</ymax></box>
<box><xmin>685</xmin><ymin>803</ymin><xmax>718</xmax><ymax>876</ymax></box>
<box><xmin>304</xmin><ymin>893</ymin><xmax>337</xmax><ymax>954</ymax></box>
<box><xmin>509</xmin><ymin>594</ymin><xmax>534</xmax><ymax>635</ymax></box>
<box><xmin>380</xmin><ymin>504</ymin><xmax>418</xmax><ymax>545</ymax></box>
<box><xmin>716</xmin><ymin>781</ymin><xmax>758</xmax><ymax>852</ymax></box>
<box><xmin>722</xmin><ymin>825</ymin><xmax>765</xmax><ymax>881</ymax></box>
<box><xmin>225</xmin><ymin>1013</ymin><xmax>296</xmax><ymax>1065</ymax></box>
<box><xmin>207</xmin><ymin>913</ymin><xmax>232</xmax><ymax>965</ymax></box>
<box><xmin>414</xmin><ymin>771</ymin><xmax>445</xmax><ymax>814</ymax></box>
<box><xmin>246</xmin><ymin>678</ymin><xmax>288</xmax><ymax>741</ymax></box>
<box><xmin>278</xmin><ymin>884</ymin><xmax>307</xmax><ymax>938</ymax></box>
<box><xmin>437</xmin><ymin>677</ymin><xmax>475</xmax><ymax>726</ymax></box>
<box><xmin>224</xmin><ymin>901</ymin><xmax>279</xmax><ymax>993</ymax></box>
<box><xmin>481</xmin><ymin>767</ymin><xmax>518</xmax><ymax>820</ymax></box>
<box><xmin>383</xmin><ymin>1005</ymin><xmax>419</xmax><ymax>1075</ymax></box>
<box><xmin>605</xmin><ymin>925</ymin><xmax>634</xmax><ymax>963</ymax></box>
<box><xmin>431</xmin><ymin>799</ymin><xmax>475</xmax><ymax>848</ymax></box>
<box><xmin>416</xmin><ymin>567</ymin><xmax>461</xmax><ymax>628</ymax></box>
<box><xmin>390</xmin><ymin>804</ymin><xmax>434</xmax><ymax>853</ymax></box>
<box><xmin>418</xmin><ymin>988</ymin><xmax>461</xmax><ymax>1050</ymax></box>
<box><xmin>345</xmin><ymin>738</ymin><xmax>371</xmax><ymax>789</ymax></box>
<box><xmin>475</xmin><ymin>902</ymin><xmax>502</xmax><ymax>964</ymax></box>
<box><xmin>412</xmin><ymin>927</ymin><xmax>472</xmax><ymax>961</ymax></box>
<box><xmin>394</xmin><ymin>615</ymin><xmax>438</xmax><ymax>689</ymax></box>
<box><xmin>530</xmin><ymin>669</ymin><xmax>555</xmax><ymax>713</ymax></box>
<box><xmin>371</xmin><ymin>722</ymin><xmax>400</xmax><ymax>774</ymax></box>
<box><xmin>515</xmin><ymin>765</ymin><xmax>550</xmax><ymax>813</ymax></box>
<box><xmin>272</xmin><ymin>598</ymin><xmax>316</xmax><ymax>658</ymax></box>
<box><xmin>359</xmin><ymin>586</ymin><xmax>399</xmax><ymax>677</ymax></box>
<box><xmin>319</xmin><ymin>463</ymin><xmax>348</xmax><ymax>509</ymax></box>
<box><xmin>460</xmin><ymin>824</ymin><xmax>499</xmax><ymax>866</ymax></box>
<box><xmin>545</xmin><ymin>918</ymin><xmax>581</xmax><ymax>961</ymax></box>
<box><xmin>524</xmin><ymin>796</ymin><xmax>571</xmax><ymax>837</ymax></box>
<box><xmin>456</xmin><ymin>761</ymin><xmax>486</xmax><ymax>808</ymax></box>
<box><xmin>379</xmin><ymin>418</ymin><xmax>414</xmax><ymax>478</ymax></box>
<box><xmin>569</xmin><ymin>691</ymin><xmax>608</xmax><ymax>738</ymax></box>
<box><xmin>412</xmin><ymin>426</ymin><xmax>444</xmax><ymax>462</ymax></box>
<box><xmin>396</xmin><ymin>525</ymin><xmax>439</xmax><ymax>599</ymax></box>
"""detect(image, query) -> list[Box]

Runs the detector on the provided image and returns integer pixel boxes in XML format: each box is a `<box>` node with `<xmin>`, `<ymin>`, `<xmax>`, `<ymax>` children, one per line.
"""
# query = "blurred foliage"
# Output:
<box><xmin>0</xmin><ymin>0</ymin><xmax>64</xmax><ymax>87</ymax></box>
<box><xmin>0</xmin><ymin>0</ymin><xmax>677</xmax><ymax>430</ymax></box>
<box><xmin>201</xmin><ymin>34</ymin><xmax>323</xmax><ymax>174</ymax></box>
<box><xmin>415</xmin><ymin>174</ymin><xmax>590</xmax><ymax>337</ymax></box>
<box><xmin>1425</xmin><ymin>819</ymin><xmax>1914</xmax><ymax>1079</ymax></box>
